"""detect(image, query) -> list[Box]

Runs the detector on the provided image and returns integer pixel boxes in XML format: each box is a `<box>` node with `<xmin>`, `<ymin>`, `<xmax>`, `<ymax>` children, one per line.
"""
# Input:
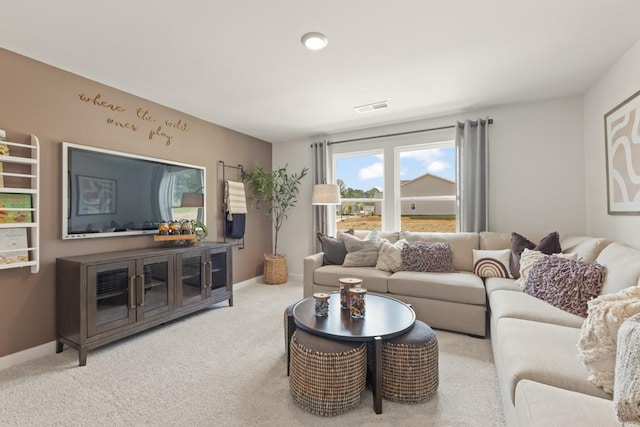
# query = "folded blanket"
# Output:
<box><xmin>225</xmin><ymin>213</ymin><xmax>245</xmax><ymax>239</ymax></box>
<box><xmin>225</xmin><ymin>180</ymin><xmax>247</xmax><ymax>220</ymax></box>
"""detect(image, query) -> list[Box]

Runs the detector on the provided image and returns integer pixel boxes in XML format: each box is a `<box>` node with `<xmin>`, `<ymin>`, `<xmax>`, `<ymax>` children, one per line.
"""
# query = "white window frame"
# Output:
<box><xmin>330</xmin><ymin>128</ymin><xmax>455</xmax><ymax>233</ymax></box>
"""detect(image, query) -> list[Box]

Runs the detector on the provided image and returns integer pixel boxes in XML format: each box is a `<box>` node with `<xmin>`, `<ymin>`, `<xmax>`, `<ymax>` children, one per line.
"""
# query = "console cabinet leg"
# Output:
<box><xmin>79</xmin><ymin>348</ymin><xmax>87</xmax><ymax>367</ymax></box>
<box><xmin>56</xmin><ymin>340</ymin><xmax>64</xmax><ymax>353</ymax></box>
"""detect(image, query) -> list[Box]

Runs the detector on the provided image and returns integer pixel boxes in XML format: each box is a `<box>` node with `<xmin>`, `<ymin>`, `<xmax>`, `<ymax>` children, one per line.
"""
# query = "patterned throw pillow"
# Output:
<box><xmin>524</xmin><ymin>256</ymin><xmax>606</xmax><ymax>317</ymax></box>
<box><xmin>510</xmin><ymin>231</ymin><xmax>562</xmax><ymax>279</ymax></box>
<box><xmin>401</xmin><ymin>241</ymin><xmax>454</xmax><ymax>273</ymax></box>
<box><xmin>376</xmin><ymin>239</ymin><xmax>408</xmax><ymax>272</ymax></box>
<box><xmin>341</xmin><ymin>229</ymin><xmax>380</xmax><ymax>267</ymax></box>
<box><xmin>472</xmin><ymin>249</ymin><xmax>511</xmax><ymax>278</ymax></box>
<box><xmin>515</xmin><ymin>248</ymin><xmax>578</xmax><ymax>289</ymax></box>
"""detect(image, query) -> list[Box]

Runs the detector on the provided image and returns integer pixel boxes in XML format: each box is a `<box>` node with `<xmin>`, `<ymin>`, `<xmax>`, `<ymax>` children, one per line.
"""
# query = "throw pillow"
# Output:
<box><xmin>472</xmin><ymin>249</ymin><xmax>511</xmax><ymax>278</ymax></box>
<box><xmin>401</xmin><ymin>241</ymin><xmax>454</xmax><ymax>273</ymax></box>
<box><xmin>341</xmin><ymin>229</ymin><xmax>380</xmax><ymax>267</ymax></box>
<box><xmin>376</xmin><ymin>239</ymin><xmax>408</xmax><ymax>272</ymax></box>
<box><xmin>515</xmin><ymin>248</ymin><xmax>578</xmax><ymax>289</ymax></box>
<box><xmin>510</xmin><ymin>231</ymin><xmax>561</xmax><ymax>279</ymax></box>
<box><xmin>614</xmin><ymin>313</ymin><xmax>640</xmax><ymax>423</ymax></box>
<box><xmin>316</xmin><ymin>229</ymin><xmax>354</xmax><ymax>265</ymax></box>
<box><xmin>524</xmin><ymin>256</ymin><xmax>606</xmax><ymax>318</ymax></box>
<box><xmin>578</xmin><ymin>286</ymin><xmax>640</xmax><ymax>394</ymax></box>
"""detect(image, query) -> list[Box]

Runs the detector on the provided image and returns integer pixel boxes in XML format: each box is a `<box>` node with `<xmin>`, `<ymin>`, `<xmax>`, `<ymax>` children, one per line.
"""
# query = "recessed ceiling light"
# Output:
<box><xmin>355</xmin><ymin>101</ymin><xmax>389</xmax><ymax>113</ymax></box>
<box><xmin>301</xmin><ymin>32</ymin><xmax>328</xmax><ymax>50</ymax></box>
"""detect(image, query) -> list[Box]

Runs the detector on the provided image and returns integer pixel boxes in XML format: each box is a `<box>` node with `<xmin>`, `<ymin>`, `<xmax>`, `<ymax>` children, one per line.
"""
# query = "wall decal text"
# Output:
<box><xmin>79</xmin><ymin>93</ymin><xmax>125</xmax><ymax>112</ymax></box>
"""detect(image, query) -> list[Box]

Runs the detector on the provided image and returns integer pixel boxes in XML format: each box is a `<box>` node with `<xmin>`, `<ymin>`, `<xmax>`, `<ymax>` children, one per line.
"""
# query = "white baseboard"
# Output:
<box><xmin>0</xmin><ymin>341</ymin><xmax>57</xmax><ymax>372</ymax></box>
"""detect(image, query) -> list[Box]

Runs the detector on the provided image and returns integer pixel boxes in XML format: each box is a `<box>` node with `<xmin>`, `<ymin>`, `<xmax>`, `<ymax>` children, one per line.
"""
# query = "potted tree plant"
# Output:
<box><xmin>243</xmin><ymin>164</ymin><xmax>308</xmax><ymax>284</ymax></box>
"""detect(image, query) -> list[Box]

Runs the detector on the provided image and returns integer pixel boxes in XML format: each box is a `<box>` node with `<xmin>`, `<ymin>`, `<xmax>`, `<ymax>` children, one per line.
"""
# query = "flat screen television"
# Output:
<box><xmin>62</xmin><ymin>142</ymin><xmax>205</xmax><ymax>240</ymax></box>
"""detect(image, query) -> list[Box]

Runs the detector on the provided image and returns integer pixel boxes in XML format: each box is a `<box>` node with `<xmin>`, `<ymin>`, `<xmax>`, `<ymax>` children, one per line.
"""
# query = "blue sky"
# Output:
<box><xmin>335</xmin><ymin>147</ymin><xmax>455</xmax><ymax>191</ymax></box>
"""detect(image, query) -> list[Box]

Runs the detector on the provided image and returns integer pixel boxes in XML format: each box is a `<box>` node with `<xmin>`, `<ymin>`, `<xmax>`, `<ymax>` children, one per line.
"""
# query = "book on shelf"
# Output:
<box><xmin>0</xmin><ymin>193</ymin><xmax>32</xmax><ymax>223</ymax></box>
<box><xmin>0</xmin><ymin>228</ymin><xmax>29</xmax><ymax>265</ymax></box>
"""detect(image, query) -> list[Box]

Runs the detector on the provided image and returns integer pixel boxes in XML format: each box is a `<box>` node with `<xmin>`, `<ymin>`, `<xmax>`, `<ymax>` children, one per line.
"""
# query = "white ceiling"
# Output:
<box><xmin>2</xmin><ymin>1</ymin><xmax>640</xmax><ymax>144</ymax></box>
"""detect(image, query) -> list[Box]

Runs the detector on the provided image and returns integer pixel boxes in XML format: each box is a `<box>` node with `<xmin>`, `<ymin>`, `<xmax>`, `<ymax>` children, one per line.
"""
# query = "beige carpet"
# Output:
<box><xmin>0</xmin><ymin>279</ymin><xmax>505</xmax><ymax>426</ymax></box>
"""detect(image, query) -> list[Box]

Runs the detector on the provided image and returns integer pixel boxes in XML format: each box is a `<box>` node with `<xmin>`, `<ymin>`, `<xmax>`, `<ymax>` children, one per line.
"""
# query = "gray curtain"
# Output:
<box><xmin>311</xmin><ymin>141</ymin><xmax>329</xmax><ymax>250</ymax></box>
<box><xmin>455</xmin><ymin>119</ymin><xmax>489</xmax><ymax>232</ymax></box>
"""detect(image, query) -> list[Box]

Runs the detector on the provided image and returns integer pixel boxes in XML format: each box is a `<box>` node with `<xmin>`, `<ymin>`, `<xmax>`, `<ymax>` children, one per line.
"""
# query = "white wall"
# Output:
<box><xmin>274</xmin><ymin>96</ymin><xmax>586</xmax><ymax>277</ymax></box>
<box><xmin>584</xmin><ymin>40</ymin><xmax>640</xmax><ymax>246</ymax></box>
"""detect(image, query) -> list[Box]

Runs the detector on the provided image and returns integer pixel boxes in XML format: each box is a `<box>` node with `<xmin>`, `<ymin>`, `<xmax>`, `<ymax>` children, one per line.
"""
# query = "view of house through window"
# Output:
<box><xmin>335</xmin><ymin>152</ymin><xmax>384</xmax><ymax>231</ymax></box>
<box><xmin>334</xmin><ymin>143</ymin><xmax>456</xmax><ymax>233</ymax></box>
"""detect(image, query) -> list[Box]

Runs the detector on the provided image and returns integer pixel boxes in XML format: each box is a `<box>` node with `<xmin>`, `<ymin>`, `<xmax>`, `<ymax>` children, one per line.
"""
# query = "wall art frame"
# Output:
<box><xmin>76</xmin><ymin>175</ymin><xmax>117</xmax><ymax>215</ymax></box>
<box><xmin>604</xmin><ymin>89</ymin><xmax>640</xmax><ymax>215</ymax></box>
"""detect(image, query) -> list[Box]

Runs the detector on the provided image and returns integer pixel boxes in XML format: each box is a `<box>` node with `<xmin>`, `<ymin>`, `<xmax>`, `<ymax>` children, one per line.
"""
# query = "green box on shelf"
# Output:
<box><xmin>0</xmin><ymin>193</ymin><xmax>32</xmax><ymax>223</ymax></box>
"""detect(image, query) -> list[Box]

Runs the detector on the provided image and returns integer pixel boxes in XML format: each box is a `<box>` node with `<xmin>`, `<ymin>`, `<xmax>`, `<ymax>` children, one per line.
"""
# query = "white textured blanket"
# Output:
<box><xmin>577</xmin><ymin>286</ymin><xmax>640</xmax><ymax>394</ymax></box>
<box><xmin>225</xmin><ymin>180</ymin><xmax>247</xmax><ymax>219</ymax></box>
<box><xmin>614</xmin><ymin>313</ymin><xmax>640</xmax><ymax>425</ymax></box>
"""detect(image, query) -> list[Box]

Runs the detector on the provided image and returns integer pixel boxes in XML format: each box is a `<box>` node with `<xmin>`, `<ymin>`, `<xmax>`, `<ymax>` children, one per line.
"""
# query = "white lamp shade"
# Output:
<box><xmin>312</xmin><ymin>184</ymin><xmax>341</xmax><ymax>205</ymax></box>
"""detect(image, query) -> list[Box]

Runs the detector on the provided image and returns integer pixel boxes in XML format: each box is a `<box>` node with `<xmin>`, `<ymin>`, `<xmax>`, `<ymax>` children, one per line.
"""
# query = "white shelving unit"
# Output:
<box><xmin>0</xmin><ymin>134</ymin><xmax>39</xmax><ymax>273</ymax></box>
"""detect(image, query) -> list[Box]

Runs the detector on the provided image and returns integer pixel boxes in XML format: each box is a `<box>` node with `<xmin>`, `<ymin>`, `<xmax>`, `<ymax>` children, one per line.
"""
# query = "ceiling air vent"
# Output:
<box><xmin>355</xmin><ymin>101</ymin><xmax>388</xmax><ymax>114</ymax></box>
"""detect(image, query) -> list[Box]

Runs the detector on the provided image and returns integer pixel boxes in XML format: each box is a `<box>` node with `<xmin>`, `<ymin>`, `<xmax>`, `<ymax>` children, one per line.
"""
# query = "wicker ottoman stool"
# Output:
<box><xmin>378</xmin><ymin>320</ymin><xmax>439</xmax><ymax>403</ymax></box>
<box><xmin>289</xmin><ymin>329</ymin><xmax>367</xmax><ymax>416</ymax></box>
<box><xmin>284</xmin><ymin>303</ymin><xmax>296</xmax><ymax>375</ymax></box>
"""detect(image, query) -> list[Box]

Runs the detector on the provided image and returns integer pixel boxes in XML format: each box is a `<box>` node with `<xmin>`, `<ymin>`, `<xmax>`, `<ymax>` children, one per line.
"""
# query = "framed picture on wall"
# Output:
<box><xmin>604</xmin><ymin>89</ymin><xmax>640</xmax><ymax>215</ymax></box>
<box><xmin>76</xmin><ymin>175</ymin><xmax>117</xmax><ymax>215</ymax></box>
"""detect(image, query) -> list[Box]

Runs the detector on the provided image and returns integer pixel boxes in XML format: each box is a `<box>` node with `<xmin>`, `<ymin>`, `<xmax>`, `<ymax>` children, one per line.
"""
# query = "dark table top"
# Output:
<box><xmin>292</xmin><ymin>292</ymin><xmax>416</xmax><ymax>341</ymax></box>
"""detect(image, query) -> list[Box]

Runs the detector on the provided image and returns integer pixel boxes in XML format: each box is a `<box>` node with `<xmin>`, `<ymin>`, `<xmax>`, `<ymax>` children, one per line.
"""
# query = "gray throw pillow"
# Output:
<box><xmin>341</xmin><ymin>229</ymin><xmax>380</xmax><ymax>267</ymax></box>
<box><xmin>401</xmin><ymin>241</ymin><xmax>454</xmax><ymax>272</ymax></box>
<box><xmin>510</xmin><ymin>231</ymin><xmax>562</xmax><ymax>279</ymax></box>
<box><xmin>524</xmin><ymin>256</ymin><xmax>606</xmax><ymax>317</ymax></box>
<box><xmin>317</xmin><ymin>229</ymin><xmax>354</xmax><ymax>265</ymax></box>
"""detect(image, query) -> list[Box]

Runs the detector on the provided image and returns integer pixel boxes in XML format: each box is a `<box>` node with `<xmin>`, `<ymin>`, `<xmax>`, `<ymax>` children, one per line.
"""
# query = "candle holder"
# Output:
<box><xmin>313</xmin><ymin>292</ymin><xmax>330</xmax><ymax>317</ymax></box>
<box><xmin>339</xmin><ymin>277</ymin><xmax>362</xmax><ymax>310</ymax></box>
<box><xmin>349</xmin><ymin>287</ymin><xmax>367</xmax><ymax>318</ymax></box>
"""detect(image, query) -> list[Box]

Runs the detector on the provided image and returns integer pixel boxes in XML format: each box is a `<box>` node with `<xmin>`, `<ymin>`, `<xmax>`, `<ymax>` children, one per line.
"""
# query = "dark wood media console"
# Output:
<box><xmin>56</xmin><ymin>242</ymin><xmax>232</xmax><ymax>366</ymax></box>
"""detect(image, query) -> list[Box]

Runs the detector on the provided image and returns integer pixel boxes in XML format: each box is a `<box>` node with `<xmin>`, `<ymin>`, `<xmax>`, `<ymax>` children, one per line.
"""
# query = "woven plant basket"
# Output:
<box><xmin>263</xmin><ymin>254</ymin><xmax>288</xmax><ymax>284</ymax></box>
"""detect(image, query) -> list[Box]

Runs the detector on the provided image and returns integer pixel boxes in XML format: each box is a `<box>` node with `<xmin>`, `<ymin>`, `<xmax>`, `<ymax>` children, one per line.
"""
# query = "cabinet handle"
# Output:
<box><xmin>207</xmin><ymin>261</ymin><xmax>213</xmax><ymax>288</ymax></box>
<box><xmin>138</xmin><ymin>274</ymin><xmax>145</xmax><ymax>306</ymax></box>
<box><xmin>129</xmin><ymin>276</ymin><xmax>137</xmax><ymax>309</ymax></box>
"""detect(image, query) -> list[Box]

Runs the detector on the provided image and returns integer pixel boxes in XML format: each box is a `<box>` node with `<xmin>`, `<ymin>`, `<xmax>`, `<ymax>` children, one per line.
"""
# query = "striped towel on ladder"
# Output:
<box><xmin>225</xmin><ymin>181</ymin><xmax>247</xmax><ymax>220</ymax></box>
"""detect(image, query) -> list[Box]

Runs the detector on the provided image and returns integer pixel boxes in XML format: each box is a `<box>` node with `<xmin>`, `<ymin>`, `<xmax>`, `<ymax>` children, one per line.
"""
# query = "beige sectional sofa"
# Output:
<box><xmin>304</xmin><ymin>230</ymin><xmax>488</xmax><ymax>336</ymax></box>
<box><xmin>303</xmin><ymin>230</ymin><xmax>640</xmax><ymax>426</ymax></box>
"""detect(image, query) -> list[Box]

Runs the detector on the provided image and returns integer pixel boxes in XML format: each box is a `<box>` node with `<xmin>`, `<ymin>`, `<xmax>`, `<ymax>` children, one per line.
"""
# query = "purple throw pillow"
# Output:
<box><xmin>524</xmin><ymin>256</ymin><xmax>606</xmax><ymax>317</ymax></box>
<box><xmin>401</xmin><ymin>241</ymin><xmax>454</xmax><ymax>273</ymax></box>
<box><xmin>510</xmin><ymin>231</ymin><xmax>561</xmax><ymax>279</ymax></box>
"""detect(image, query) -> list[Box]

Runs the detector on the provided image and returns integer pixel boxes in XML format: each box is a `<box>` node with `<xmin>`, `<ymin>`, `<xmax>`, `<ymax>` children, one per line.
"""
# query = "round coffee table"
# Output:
<box><xmin>292</xmin><ymin>292</ymin><xmax>416</xmax><ymax>414</ymax></box>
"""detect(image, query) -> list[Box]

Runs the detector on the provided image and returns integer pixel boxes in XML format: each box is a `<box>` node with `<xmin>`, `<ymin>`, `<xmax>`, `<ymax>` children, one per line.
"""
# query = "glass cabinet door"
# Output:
<box><xmin>137</xmin><ymin>255</ymin><xmax>173</xmax><ymax>319</ymax></box>
<box><xmin>209</xmin><ymin>250</ymin><xmax>227</xmax><ymax>291</ymax></box>
<box><xmin>87</xmin><ymin>260</ymin><xmax>136</xmax><ymax>336</ymax></box>
<box><xmin>177</xmin><ymin>250</ymin><xmax>205</xmax><ymax>307</ymax></box>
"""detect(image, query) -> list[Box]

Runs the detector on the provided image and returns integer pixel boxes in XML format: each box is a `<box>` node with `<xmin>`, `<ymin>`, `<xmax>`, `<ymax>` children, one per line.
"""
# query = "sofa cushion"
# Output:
<box><xmin>516</xmin><ymin>249</ymin><xmax>578</xmax><ymax>289</ymax></box>
<box><xmin>489</xmin><ymin>289</ymin><xmax>585</xmax><ymax>329</ymax></box>
<box><xmin>515</xmin><ymin>380</ymin><xmax>619</xmax><ymax>427</ymax></box>
<box><xmin>472</xmin><ymin>248</ymin><xmax>511</xmax><ymax>278</ymax></box>
<box><xmin>560</xmin><ymin>235</ymin><xmax>612</xmax><ymax>262</ymax></box>
<box><xmin>317</xmin><ymin>229</ymin><xmax>354</xmax><ymax>265</ymax></box>
<box><xmin>375</xmin><ymin>239</ymin><xmax>407</xmax><ymax>272</ymax></box>
<box><xmin>313</xmin><ymin>265</ymin><xmax>391</xmax><ymax>293</ymax></box>
<box><xmin>388</xmin><ymin>271</ymin><xmax>485</xmax><ymax>305</ymax></box>
<box><xmin>401</xmin><ymin>241</ymin><xmax>454</xmax><ymax>272</ymax></box>
<box><xmin>595</xmin><ymin>242</ymin><xmax>640</xmax><ymax>295</ymax></box>
<box><xmin>494</xmin><ymin>318</ymin><xmax>612</xmax><ymax>405</ymax></box>
<box><xmin>341</xmin><ymin>230</ymin><xmax>380</xmax><ymax>267</ymax></box>
<box><xmin>399</xmin><ymin>231</ymin><xmax>479</xmax><ymax>272</ymax></box>
<box><xmin>484</xmin><ymin>277</ymin><xmax>521</xmax><ymax>296</ymax></box>
<box><xmin>510</xmin><ymin>231</ymin><xmax>561</xmax><ymax>279</ymax></box>
<box><xmin>524</xmin><ymin>256</ymin><xmax>606</xmax><ymax>318</ymax></box>
<box><xmin>577</xmin><ymin>286</ymin><xmax>640</xmax><ymax>395</ymax></box>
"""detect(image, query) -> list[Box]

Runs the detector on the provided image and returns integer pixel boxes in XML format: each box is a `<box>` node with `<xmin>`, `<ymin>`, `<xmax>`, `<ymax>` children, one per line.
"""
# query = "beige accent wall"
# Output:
<box><xmin>0</xmin><ymin>48</ymin><xmax>273</xmax><ymax>358</ymax></box>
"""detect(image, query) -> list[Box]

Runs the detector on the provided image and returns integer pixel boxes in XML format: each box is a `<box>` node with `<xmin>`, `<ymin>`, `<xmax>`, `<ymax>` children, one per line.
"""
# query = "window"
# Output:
<box><xmin>331</xmin><ymin>131</ymin><xmax>455</xmax><ymax>233</ymax></box>
<box><xmin>334</xmin><ymin>151</ymin><xmax>384</xmax><ymax>231</ymax></box>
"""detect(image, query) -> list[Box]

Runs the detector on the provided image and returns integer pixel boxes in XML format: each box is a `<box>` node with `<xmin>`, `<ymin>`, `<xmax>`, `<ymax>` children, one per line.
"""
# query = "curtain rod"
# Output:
<box><xmin>326</xmin><ymin>118</ymin><xmax>493</xmax><ymax>146</ymax></box>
